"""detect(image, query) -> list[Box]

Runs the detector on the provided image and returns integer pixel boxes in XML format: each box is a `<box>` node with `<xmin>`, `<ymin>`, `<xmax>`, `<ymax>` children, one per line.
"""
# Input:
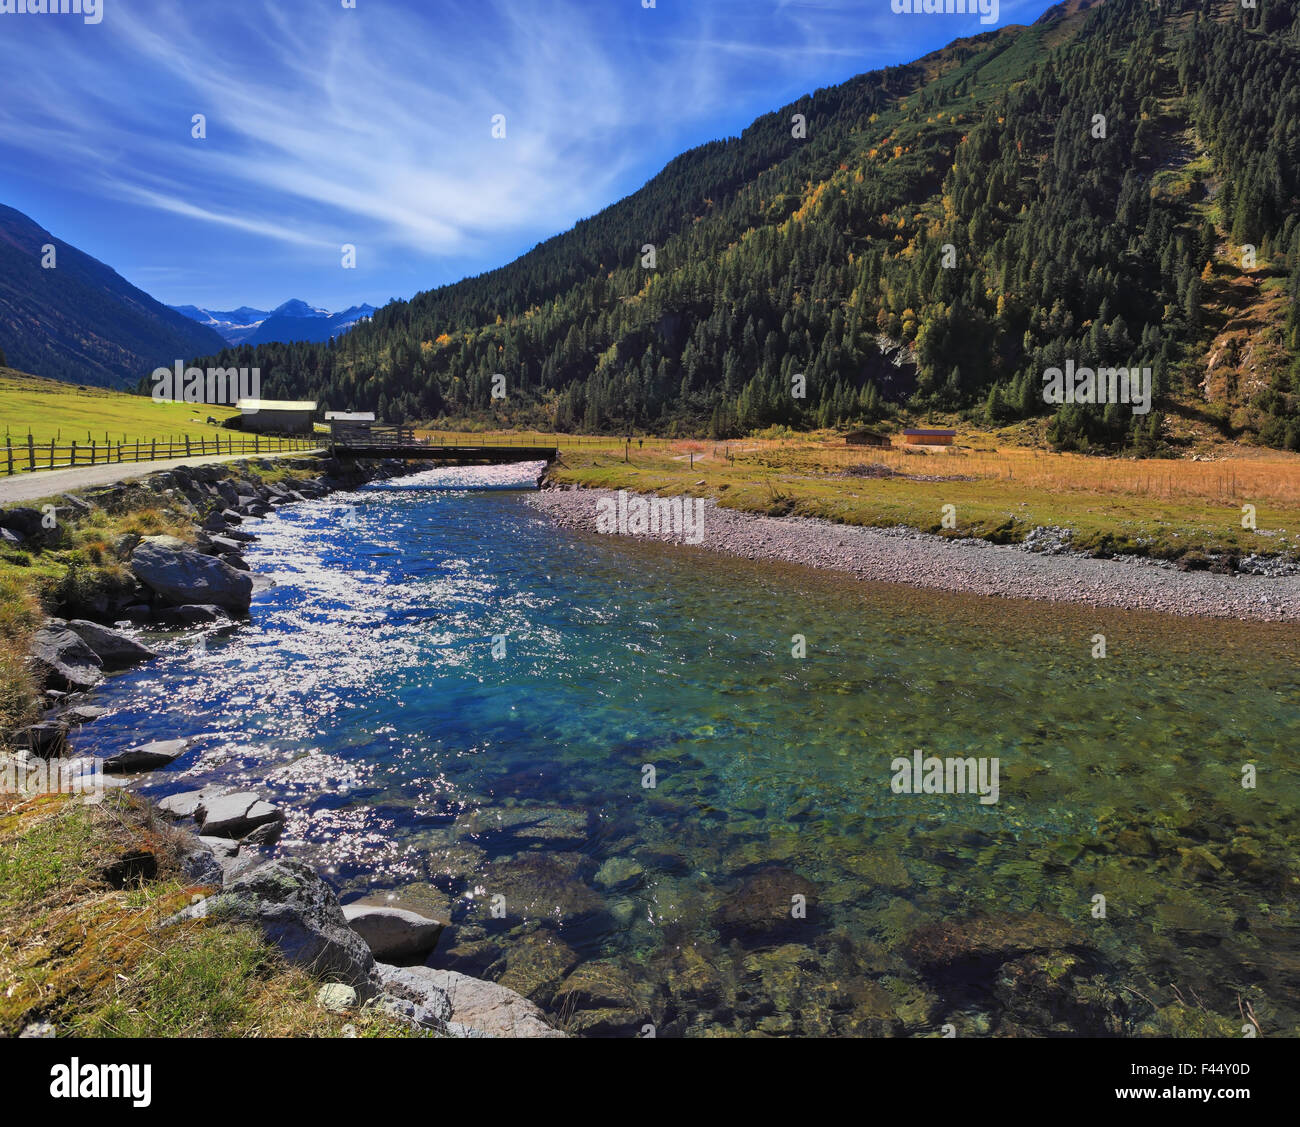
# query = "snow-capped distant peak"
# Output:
<box><xmin>272</xmin><ymin>298</ymin><xmax>331</xmax><ymax>318</ymax></box>
<box><xmin>170</xmin><ymin>298</ymin><xmax>377</xmax><ymax>346</ymax></box>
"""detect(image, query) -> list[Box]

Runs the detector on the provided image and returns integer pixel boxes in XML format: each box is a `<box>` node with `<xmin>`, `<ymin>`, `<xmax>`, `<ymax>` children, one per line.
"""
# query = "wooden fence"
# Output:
<box><xmin>4</xmin><ymin>433</ymin><xmax>321</xmax><ymax>476</ymax></box>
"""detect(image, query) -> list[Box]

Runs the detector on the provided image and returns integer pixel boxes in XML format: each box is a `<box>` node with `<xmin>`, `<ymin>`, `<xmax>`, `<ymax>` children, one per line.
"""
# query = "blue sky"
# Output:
<box><xmin>0</xmin><ymin>0</ymin><xmax>1043</xmax><ymax>313</ymax></box>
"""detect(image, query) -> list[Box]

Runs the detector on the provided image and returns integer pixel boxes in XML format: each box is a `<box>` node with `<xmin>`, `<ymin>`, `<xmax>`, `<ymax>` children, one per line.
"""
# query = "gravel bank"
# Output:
<box><xmin>528</xmin><ymin>486</ymin><xmax>1300</xmax><ymax>623</ymax></box>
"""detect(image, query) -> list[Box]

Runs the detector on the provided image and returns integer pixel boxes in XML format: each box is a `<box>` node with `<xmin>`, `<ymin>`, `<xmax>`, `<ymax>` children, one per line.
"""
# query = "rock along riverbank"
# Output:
<box><xmin>528</xmin><ymin>484</ymin><xmax>1300</xmax><ymax>622</ymax></box>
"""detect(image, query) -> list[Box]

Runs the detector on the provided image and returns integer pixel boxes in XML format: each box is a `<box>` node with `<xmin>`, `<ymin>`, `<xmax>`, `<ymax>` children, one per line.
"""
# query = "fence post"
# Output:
<box><xmin>70</xmin><ymin>440</ymin><xmax>77</xmax><ymax>467</ymax></box>
<box><xmin>49</xmin><ymin>439</ymin><xmax>55</xmax><ymax>469</ymax></box>
<box><xmin>27</xmin><ymin>433</ymin><xmax>35</xmax><ymax>473</ymax></box>
<box><xmin>90</xmin><ymin>440</ymin><xmax>96</xmax><ymax>466</ymax></box>
<box><xmin>5</xmin><ymin>436</ymin><xmax>12</xmax><ymax>476</ymax></box>
<box><xmin>151</xmin><ymin>438</ymin><xmax>156</xmax><ymax>461</ymax></box>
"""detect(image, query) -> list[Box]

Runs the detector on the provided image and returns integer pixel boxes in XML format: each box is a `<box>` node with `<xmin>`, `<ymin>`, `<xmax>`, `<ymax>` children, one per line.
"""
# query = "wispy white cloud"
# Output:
<box><xmin>0</xmin><ymin>0</ymin><xmax>950</xmax><ymax>303</ymax></box>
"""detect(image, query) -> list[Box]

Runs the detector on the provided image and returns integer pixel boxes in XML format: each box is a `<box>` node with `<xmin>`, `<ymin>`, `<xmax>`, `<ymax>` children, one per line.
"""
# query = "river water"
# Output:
<box><xmin>74</xmin><ymin>465</ymin><xmax>1300</xmax><ymax>1037</ymax></box>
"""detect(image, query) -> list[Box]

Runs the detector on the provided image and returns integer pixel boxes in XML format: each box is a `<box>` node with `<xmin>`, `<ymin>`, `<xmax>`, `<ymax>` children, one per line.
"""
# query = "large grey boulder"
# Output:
<box><xmin>131</xmin><ymin>541</ymin><xmax>252</xmax><ymax>613</ymax></box>
<box><xmin>374</xmin><ymin>964</ymin><xmax>563</xmax><ymax>1038</ymax></box>
<box><xmin>171</xmin><ymin>861</ymin><xmax>376</xmax><ymax>991</ymax></box>
<box><xmin>30</xmin><ymin>626</ymin><xmax>103</xmax><ymax>692</ymax></box>
<box><xmin>194</xmin><ymin>791</ymin><xmax>283</xmax><ymax>839</ymax></box>
<box><xmin>343</xmin><ymin>904</ymin><xmax>444</xmax><ymax>961</ymax></box>
<box><xmin>66</xmin><ymin>620</ymin><xmax>156</xmax><ymax>670</ymax></box>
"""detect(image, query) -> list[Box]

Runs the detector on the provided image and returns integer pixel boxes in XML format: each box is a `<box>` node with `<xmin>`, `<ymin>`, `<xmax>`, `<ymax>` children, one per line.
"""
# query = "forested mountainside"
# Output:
<box><xmin>0</xmin><ymin>205</ymin><xmax>227</xmax><ymax>389</ymax></box>
<box><xmin>189</xmin><ymin>0</ymin><xmax>1300</xmax><ymax>450</ymax></box>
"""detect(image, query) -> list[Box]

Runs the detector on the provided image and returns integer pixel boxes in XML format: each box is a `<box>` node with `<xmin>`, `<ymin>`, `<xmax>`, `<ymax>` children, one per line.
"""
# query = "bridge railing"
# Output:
<box><xmin>329</xmin><ymin>423</ymin><xmax>424</xmax><ymax>447</ymax></box>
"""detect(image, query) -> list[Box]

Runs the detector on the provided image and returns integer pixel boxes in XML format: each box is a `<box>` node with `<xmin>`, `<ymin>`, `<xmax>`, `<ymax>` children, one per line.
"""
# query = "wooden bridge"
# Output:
<box><xmin>329</xmin><ymin>422</ymin><xmax>558</xmax><ymax>463</ymax></box>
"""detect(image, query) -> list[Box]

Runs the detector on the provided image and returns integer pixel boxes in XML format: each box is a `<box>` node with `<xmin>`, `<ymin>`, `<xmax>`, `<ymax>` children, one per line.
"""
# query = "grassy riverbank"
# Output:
<box><xmin>0</xmin><ymin>790</ymin><xmax>411</xmax><ymax>1036</ymax></box>
<box><xmin>544</xmin><ymin>432</ymin><xmax>1300</xmax><ymax>565</ymax></box>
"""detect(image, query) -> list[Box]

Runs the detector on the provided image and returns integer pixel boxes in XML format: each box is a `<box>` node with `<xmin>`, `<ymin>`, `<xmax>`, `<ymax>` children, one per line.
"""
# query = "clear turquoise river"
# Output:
<box><xmin>74</xmin><ymin>467</ymin><xmax>1300</xmax><ymax>1037</ymax></box>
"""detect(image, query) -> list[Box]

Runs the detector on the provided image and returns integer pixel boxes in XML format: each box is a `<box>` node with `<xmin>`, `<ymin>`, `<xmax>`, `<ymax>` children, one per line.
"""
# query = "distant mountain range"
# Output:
<box><xmin>170</xmin><ymin>299</ymin><xmax>376</xmax><ymax>346</ymax></box>
<box><xmin>0</xmin><ymin>204</ymin><xmax>228</xmax><ymax>389</ymax></box>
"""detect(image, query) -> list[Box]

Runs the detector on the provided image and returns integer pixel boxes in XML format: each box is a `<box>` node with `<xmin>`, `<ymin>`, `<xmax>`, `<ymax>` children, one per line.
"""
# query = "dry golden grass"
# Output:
<box><xmin>0</xmin><ymin>792</ymin><xmax>421</xmax><ymax>1038</ymax></box>
<box><xmin>546</xmin><ymin>429</ymin><xmax>1300</xmax><ymax>558</ymax></box>
<box><xmin>766</xmin><ymin>440</ymin><xmax>1300</xmax><ymax>509</ymax></box>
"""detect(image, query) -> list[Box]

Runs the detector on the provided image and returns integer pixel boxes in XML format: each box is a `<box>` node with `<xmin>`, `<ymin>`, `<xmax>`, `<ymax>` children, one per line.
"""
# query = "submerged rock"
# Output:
<box><xmin>992</xmin><ymin>950</ymin><xmax>1130</xmax><ymax>1036</ymax></box>
<box><xmin>464</xmin><ymin>854</ymin><xmax>607</xmax><ymax>934</ymax></box>
<box><xmin>61</xmin><ymin>704</ymin><xmax>109</xmax><ymax>727</ymax></box>
<box><xmin>552</xmin><ymin>960</ymin><xmax>649</xmax><ymax>1036</ymax></box>
<box><xmin>455</xmin><ymin>803</ymin><xmax>592</xmax><ymax>849</ymax></box>
<box><xmin>489</xmin><ymin>929</ymin><xmax>580</xmax><ymax>1007</ymax></box>
<box><xmin>712</xmin><ymin>865</ymin><xmax>820</xmax><ymax>945</ymax></box>
<box><xmin>152</xmin><ymin>604</ymin><xmax>231</xmax><ymax>627</ymax></box>
<box><xmin>593</xmin><ymin>855</ymin><xmax>646</xmax><ymax>891</ymax></box>
<box><xmin>903</xmin><ymin>911</ymin><xmax>1082</xmax><ymax>971</ymax></box>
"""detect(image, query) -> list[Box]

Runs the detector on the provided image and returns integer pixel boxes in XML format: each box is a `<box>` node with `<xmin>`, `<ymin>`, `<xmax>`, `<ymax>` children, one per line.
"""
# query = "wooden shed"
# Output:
<box><xmin>901</xmin><ymin>428</ymin><xmax>956</xmax><ymax>446</ymax></box>
<box><xmin>844</xmin><ymin>429</ymin><xmax>890</xmax><ymax>447</ymax></box>
<box><xmin>236</xmin><ymin>399</ymin><xmax>318</xmax><ymax>435</ymax></box>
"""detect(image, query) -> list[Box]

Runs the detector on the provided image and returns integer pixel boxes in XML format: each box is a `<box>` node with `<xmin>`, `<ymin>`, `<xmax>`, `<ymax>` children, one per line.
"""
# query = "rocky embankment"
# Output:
<box><xmin>7</xmin><ymin>457</ymin><xmax>404</xmax><ymax>753</ymax></box>
<box><xmin>529</xmin><ymin>485</ymin><xmax>1300</xmax><ymax>622</ymax></box>
<box><xmin>2</xmin><ymin>455</ymin><xmax>566</xmax><ymax>1039</ymax></box>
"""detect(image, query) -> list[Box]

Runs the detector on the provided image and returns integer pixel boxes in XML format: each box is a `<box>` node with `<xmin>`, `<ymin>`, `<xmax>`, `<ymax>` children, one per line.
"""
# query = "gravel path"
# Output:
<box><xmin>528</xmin><ymin>486</ymin><xmax>1300</xmax><ymax>623</ymax></box>
<box><xmin>0</xmin><ymin>447</ymin><xmax>325</xmax><ymax>505</ymax></box>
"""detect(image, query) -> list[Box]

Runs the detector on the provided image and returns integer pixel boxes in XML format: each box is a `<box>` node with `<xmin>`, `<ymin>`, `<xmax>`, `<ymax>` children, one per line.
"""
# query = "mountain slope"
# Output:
<box><xmin>192</xmin><ymin>0</ymin><xmax>1300</xmax><ymax>451</ymax></box>
<box><xmin>0</xmin><ymin>205</ymin><xmax>227</xmax><ymax>389</ymax></box>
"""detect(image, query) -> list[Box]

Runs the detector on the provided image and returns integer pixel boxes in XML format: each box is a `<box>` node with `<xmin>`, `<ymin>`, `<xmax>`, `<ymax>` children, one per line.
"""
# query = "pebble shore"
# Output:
<box><xmin>528</xmin><ymin>486</ymin><xmax>1300</xmax><ymax>623</ymax></box>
